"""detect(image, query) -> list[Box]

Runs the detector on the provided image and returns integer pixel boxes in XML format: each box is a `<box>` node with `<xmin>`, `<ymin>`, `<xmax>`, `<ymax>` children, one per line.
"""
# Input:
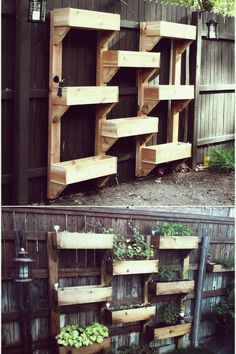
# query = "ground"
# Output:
<box><xmin>48</xmin><ymin>169</ymin><xmax>234</xmax><ymax>206</ymax></box>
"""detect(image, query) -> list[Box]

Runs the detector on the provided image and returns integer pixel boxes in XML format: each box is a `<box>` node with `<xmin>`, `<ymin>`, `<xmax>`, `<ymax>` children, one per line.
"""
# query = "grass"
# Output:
<box><xmin>208</xmin><ymin>147</ymin><xmax>235</xmax><ymax>172</ymax></box>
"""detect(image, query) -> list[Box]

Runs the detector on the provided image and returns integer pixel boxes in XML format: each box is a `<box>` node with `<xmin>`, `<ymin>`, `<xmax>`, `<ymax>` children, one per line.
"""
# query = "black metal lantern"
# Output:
<box><xmin>28</xmin><ymin>0</ymin><xmax>47</xmax><ymax>23</ymax></box>
<box><xmin>13</xmin><ymin>248</ymin><xmax>34</xmax><ymax>282</ymax></box>
<box><xmin>206</xmin><ymin>19</ymin><xmax>218</xmax><ymax>39</ymax></box>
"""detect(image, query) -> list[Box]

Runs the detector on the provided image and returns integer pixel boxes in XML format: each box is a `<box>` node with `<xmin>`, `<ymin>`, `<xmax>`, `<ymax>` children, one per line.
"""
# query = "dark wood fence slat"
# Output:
<box><xmin>2</xmin><ymin>0</ymin><xmax>235</xmax><ymax>203</ymax></box>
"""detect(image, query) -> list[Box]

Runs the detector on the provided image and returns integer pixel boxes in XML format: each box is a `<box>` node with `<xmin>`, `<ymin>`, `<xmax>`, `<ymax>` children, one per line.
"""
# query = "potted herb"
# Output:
<box><xmin>151</xmin><ymin>222</ymin><xmax>198</xmax><ymax>249</ymax></box>
<box><xmin>207</xmin><ymin>257</ymin><xmax>234</xmax><ymax>272</ymax></box>
<box><xmin>104</xmin><ymin>302</ymin><xmax>156</xmax><ymax>325</ymax></box>
<box><xmin>107</xmin><ymin>221</ymin><xmax>158</xmax><ymax>275</ymax></box>
<box><xmin>149</xmin><ymin>265</ymin><xmax>195</xmax><ymax>295</ymax></box>
<box><xmin>56</xmin><ymin>322</ymin><xmax>111</xmax><ymax>354</ymax></box>
<box><xmin>146</xmin><ymin>302</ymin><xmax>191</xmax><ymax>342</ymax></box>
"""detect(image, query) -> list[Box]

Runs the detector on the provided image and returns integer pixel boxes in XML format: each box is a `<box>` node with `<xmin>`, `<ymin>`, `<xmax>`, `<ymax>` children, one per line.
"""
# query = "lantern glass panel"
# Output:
<box><xmin>19</xmin><ymin>262</ymin><xmax>29</xmax><ymax>279</ymax></box>
<box><xmin>28</xmin><ymin>0</ymin><xmax>47</xmax><ymax>22</ymax></box>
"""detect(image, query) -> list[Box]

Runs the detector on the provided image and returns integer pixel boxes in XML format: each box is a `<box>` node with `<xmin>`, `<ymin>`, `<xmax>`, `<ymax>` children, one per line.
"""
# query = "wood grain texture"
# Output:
<box><xmin>55</xmin><ymin>285</ymin><xmax>112</xmax><ymax>306</ymax></box>
<box><xmin>104</xmin><ymin>305</ymin><xmax>156</xmax><ymax>324</ymax></box>
<box><xmin>150</xmin><ymin>280</ymin><xmax>195</xmax><ymax>295</ymax></box>
<box><xmin>59</xmin><ymin>337</ymin><xmax>111</xmax><ymax>354</ymax></box>
<box><xmin>55</xmin><ymin>232</ymin><xmax>114</xmax><ymax>249</ymax></box>
<box><xmin>110</xmin><ymin>259</ymin><xmax>159</xmax><ymax>275</ymax></box>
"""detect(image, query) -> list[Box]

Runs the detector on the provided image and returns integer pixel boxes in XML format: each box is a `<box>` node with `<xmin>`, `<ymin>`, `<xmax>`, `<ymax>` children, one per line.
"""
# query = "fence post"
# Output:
<box><xmin>189</xmin><ymin>12</ymin><xmax>202</xmax><ymax>168</ymax></box>
<box><xmin>13</xmin><ymin>0</ymin><xmax>31</xmax><ymax>204</ymax></box>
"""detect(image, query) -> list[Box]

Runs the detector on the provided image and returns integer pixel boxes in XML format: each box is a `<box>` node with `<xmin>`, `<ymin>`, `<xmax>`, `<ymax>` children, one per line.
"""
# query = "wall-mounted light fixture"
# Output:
<box><xmin>28</xmin><ymin>0</ymin><xmax>47</xmax><ymax>23</ymax></box>
<box><xmin>13</xmin><ymin>248</ymin><xmax>34</xmax><ymax>282</ymax></box>
<box><xmin>206</xmin><ymin>19</ymin><xmax>218</xmax><ymax>39</ymax></box>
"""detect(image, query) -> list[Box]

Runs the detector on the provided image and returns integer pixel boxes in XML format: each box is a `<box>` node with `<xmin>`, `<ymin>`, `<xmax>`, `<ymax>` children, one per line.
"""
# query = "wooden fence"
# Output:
<box><xmin>2</xmin><ymin>207</ymin><xmax>234</xmax><ymax>354</ymax></box>
<box><xmin>2</xmin><ymin>0</ymin><xmax>235</xmax><ymax>204</ymax></box>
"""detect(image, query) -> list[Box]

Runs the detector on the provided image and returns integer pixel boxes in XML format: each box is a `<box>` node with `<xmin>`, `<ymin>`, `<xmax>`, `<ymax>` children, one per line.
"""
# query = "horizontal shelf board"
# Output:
<box><xmin>59</xmin><ymin>337</ymin><xmax>111</xmax><ymax>354</ymax></box>
<box><xmin>145</xmin><ymin>21</ymin><xmax>196</xmax><ymax>40</ymax></box>
<box><xmin>101</xmin><ymin>116</ymin><xmax>158</xmax><ymax>138</ymax></box>
<box><xmin>53</xmin><ymin>8</ymin><xmax>120</xmax><ymax>31</ymax></box>
<box><xmin>55</xmin><ymin>285</ymin><xmax>112</xmax><ymax>306</ymax></box>
<box><xmin>151</xmin><ymin>236</ymin><xmax>199</xmax><ymax>249</ymax></box>
<box><xmin>146</xmin><ymin>323</ymin><xmax>191</xmax><ymax>341</ymax></box>
<box><xmin>207</xmin><ymin>263</ymin><xmax>234</xmax><ymax>273</ymax></box>
<box><xmin>144</xmin><ymin>85</ymin><xmax>194</xmax><ymax>101</ymax></box>
<box><xmin>141</xmin><ymin>142</ymin><xmax>192</xmax><ymax>165</ymax></box>
<box><xmin>50</xmin><ymin>155</ymin><xmax>117</xmax><ymax>185</ymax></box>
<box><xmin>104</xmin><ymin>305</ymin><xmax>156</xmax><ymax>324</ymax></box>
<box><xmin>54</xmin><ymin>232</ymin><xmax>114</xmax><ymax>249</ymax></box>
<box><xmin>102</xmin><ymin>50</ymin><xmax>160</xmax><ymax>68</ymax></box>
<box><xmin>108</xmin><ymin>259</ymin><xmax>159</xmax><ymax>275</ymax></box>
<box><xmin>149</xmin><ymin>280</ymin><xmax>195</xmax><ymax>295</ymax></box>
<box><xmin>52</xmin><ymin>86</ymin><xmax>119</xmax><ymax>106</ymax></box>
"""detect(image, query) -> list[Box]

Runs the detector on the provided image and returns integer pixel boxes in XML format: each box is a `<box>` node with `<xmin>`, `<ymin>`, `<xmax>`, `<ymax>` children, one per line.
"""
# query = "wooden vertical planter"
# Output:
<box><xmin>54</xmin><ymin>285</ymin><xmax>112</xmax><ymax>306</ymax></box>
<box><xmin>104</xmin><ymin>305</ymin><xmax>156</xmax><ymax>324</ymax></box>
<box><xmin>59</xmin><ymin>337</ymin><xmax>111</xmax><ymax>354</ymax></box>
<box><xmin>107</xmin><ymin>259</ymin><xmax>159</xmax><ymax>275</ymax></box>
<box><xmin>53</xmin><ymin>232</ymin><xmax>114</xmax><ymax>249</ymax></box>
<box><xmin>151</xmin><ymin>236</ymin><xmax>199</xmax><ymax>249</ymax></box>
<box><xmin>146</xmin><ymin>323</ymin><xmax>191</xmax><ymax>341</ymax></box>
<box><xmin>207</xmin><ymin>263</ymin><xmax>234</xmax><ymax>272</ymax></box>
<box><xmin>149</xmin><ymin>280</ymin><xmax>195</xmax><ymax>295</ymax></box>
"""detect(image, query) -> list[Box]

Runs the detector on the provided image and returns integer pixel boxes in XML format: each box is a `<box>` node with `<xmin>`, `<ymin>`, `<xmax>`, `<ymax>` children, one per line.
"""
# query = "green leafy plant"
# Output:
<box><xmin>109</xmin><ymin>344</ymin><xmax>159</xmax><ymax>354</ymax></box>
<box><xmin>160</xmin><ymin>301</ymin><xmax>181</xmax><ymax>325</ymax></box>
<box><xmin>152</xmin><ymin>222</ymin><xmax>195</xmax><ymax>236</ymax></box>
<box><xmin>112</xmin><ymin>221</ymin><xmax>154</xmax><ymax>260</ymax></box>
<box><xmin>208</xmin><ymin>147</ymin><xmax>235</xmax><ymax>172</ymax></box>
<box><xmin>213</xmin><ymin>257</ymin><xmax>234</xmax><ymax>269</ymax></box>
<box><xmin>152</xmin><ymin>265</ymin><xmax>181</xmax><ymax>282</ymax></box>
<box><xmin>211</xmin><ymin>282</ymin><xmax>234</xmax><ymax>337</ymax></box>
<box><xmin>160</xmin><ymin>0</ymin><xmax>234</xmax><ymax>16</ymax></box>
<box><xmin>56</xmin><ymin>322</ymin><xmax>109</xmax><ymax>348</ymax></box>
<box><xmin>109</xmin><ymin>302</ymin><xmax>153</xmax><ymax>312</ymax></box>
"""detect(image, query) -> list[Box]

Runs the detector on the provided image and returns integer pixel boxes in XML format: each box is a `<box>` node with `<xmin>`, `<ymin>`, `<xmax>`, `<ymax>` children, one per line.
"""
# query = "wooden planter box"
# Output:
<box><xmin>107</xmin><ymin>259</ymin><xmax>159</xmax><ymax>276</ymax></box>
<box><xmin>104</xmin><ymin>305</ymin><xmax>156</xmax><ymax>324</ymax></box>
<box><xmin>54</xmin><ymin>232</ymin><xmax>114</xmax><ymax>249</ymax></box>
<box><xmin>53</xmin><ymin>7</ymin><xmax>120</xmax><ymax>31</ymax></box>
<box><xmin>55</xmin><ymin>285</ymin><xmax>112</xmax><ymax>306</ymax></box>
<box><xmin>151</xmin><ymin>236</ymin><xmax>199</xmax><ymax>250</ymax></box>
<box><xmin>144</xmin><ymin>21</ymin><xmax>196</xmax><ymax>41</ymax></box>
<box><xmin>141</xmin><ymin>142</ymin><xmax>192</xmax><ymax>165</ymax></box>
<box><xmin>102</xmin><ymin>50</ymin><xmax>160</xmax><ymax>68</ymax></box>
<box><xmin>50</xmin><ymin>155</ymin><xmax>117</xmax><ymax>185</ymax></box>
<box><xmin>207</xmin><ymin>263</ymin><xmax>234</xmax><ymax>273</ymax></box>
<box><xmin>59</xmin><ymin>337</ymin><xmax>111</xmax><ymax>354</ymax></box>
<box><xmin>101</xmin><ymin>116</ymin><xmax>158</xmax><ymax>138</ymax></box>
<box><xmin>144</xmin><ymin>85</ymin><xmax>194</xmax><ymax>102</ymax></box>
<box><xmin>52</xmin><ymin>86</ymin><xmax>118</xmax><ymax>106</ymax></box>
<box><xmin>146</xmin><ymin>323</ymin><xmax>191</xmax><ymax>341</ymax></box>
<box><xmin>149</xmin><ymin>280</ymin><xmax>195</xmax><ymax>295</ymax></box>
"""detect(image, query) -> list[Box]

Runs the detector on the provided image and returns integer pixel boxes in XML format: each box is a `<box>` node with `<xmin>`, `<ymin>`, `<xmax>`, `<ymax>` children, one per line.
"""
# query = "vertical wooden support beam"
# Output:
<box><xmin>96</xmin><ymin>31</ymin><xmax>117</xmax><ymax>156</ymax></box>
<box><xmin>168</xmin><ymin>41</ymin><xmax>182</xmax><ymax>143</ymax></box>
<box><xmin>13</xmin><ymin>0</ymin><xmax>31</xmax><ymax>204</ymax></box>
<box><xmin>48</xmin><ymin>12</ymin><xmax>63</xmax><ymax>198</ymax></box>
<box><xmin>136</xmin><ymin>23</ymin><xmax>148</xmax><ymax>176</ymax></box>
<box><xmin>177</xmin><ymin>251</ymin><xmax>190</xmax><ymax>349</ymax></box>
<box><xmin>189</xmin><ymin>12</ymin><xmax>202</xmax><ymax>168</ymax></box>
<box><xmin>47</xmin><ymin>232</ymin><xmax>60</xmax><ymax>354</ymax></box>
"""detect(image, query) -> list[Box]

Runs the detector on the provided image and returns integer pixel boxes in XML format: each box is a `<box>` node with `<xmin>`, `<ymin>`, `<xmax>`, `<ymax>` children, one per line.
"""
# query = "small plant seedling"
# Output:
<box><xmin>112</xmin><ymin>220</ymin><xmax>154</xmax><ymax>260</ymax></box>
<box><xmin>152</xmin><ymin>221</ymin><xmax>195</xmax><ymax>237</ymax></box>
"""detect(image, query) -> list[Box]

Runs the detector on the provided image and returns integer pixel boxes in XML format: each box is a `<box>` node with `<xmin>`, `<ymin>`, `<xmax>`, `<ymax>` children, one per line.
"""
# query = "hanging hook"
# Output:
<box><xmin>53</xmin><ymin>75</ymin><xmax>65</xmax><ymax>97</ymax></box>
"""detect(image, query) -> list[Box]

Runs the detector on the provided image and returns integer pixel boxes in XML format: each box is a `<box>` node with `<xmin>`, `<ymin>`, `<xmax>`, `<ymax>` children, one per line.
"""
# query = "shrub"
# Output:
<box><xmin>211</xmin><ymin>282</ymin><xmax>234</xmax><ymax>337</ymax></box>
<box><xmin>208</xmin><ymin>147</ymin><xmax>235</xmax><ymax>172</ymax></box>
<box><xmin>109</xmin><ymin>302</ymin><xmax>153</xmax><ymax>311</ymax></box>
<box><xmin>112</xmin><ymin>220</ymin><xmax>154</xmax><ymax>260</ymax></box>
<box><xmin>213</xmin><ymin>257</ymin><xmax>234</xmax><ymax>269</ymax></box>
<box><xmin>152</xmin><ymin>221</ymin><xmax>195</xmax><ymax>236</ymax></box>
<box><xmin>160</xmin><ymin>301</ymin><xmax>181</xmax><ymax>325</ymax></box>
<box><xmin>56</xmin><ymin>322</ymin><xmax>109</xmax><ymax>348</ymax></box>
